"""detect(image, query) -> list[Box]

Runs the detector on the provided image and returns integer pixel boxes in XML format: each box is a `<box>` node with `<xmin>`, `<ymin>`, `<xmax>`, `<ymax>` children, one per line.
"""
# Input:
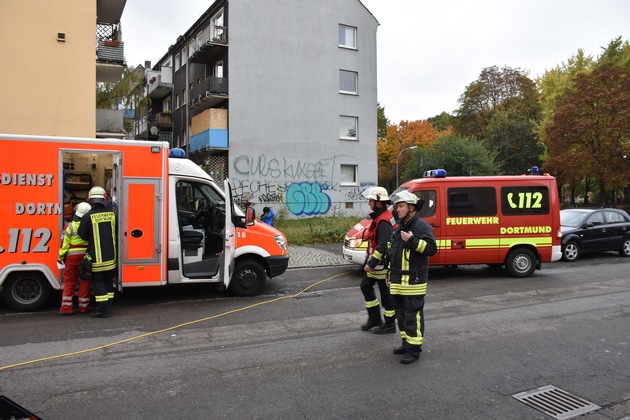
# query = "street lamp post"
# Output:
<box><xmin>396</xmin><ymin>145</ymin><xmax>418</xmax><ymax>187</ymax></box>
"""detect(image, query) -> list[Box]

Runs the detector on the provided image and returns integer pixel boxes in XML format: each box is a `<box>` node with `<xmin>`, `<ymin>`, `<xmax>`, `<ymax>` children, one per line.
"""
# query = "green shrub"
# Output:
<box><xmin>275</xmin><ymin>216</ymin><xmax>360</xmax><ymax>245</ymax></box>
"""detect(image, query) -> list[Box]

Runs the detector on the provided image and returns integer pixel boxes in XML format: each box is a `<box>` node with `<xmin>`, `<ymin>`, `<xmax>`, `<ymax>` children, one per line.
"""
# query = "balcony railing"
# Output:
<box><xmin>189</xmin><ymin>25</ymin><xmax>228</xmax><ymax>63</ymax></box>
<box><xmin>147</xmin><ymin>67</ymin><xmax>173</xmax><ymax>98</ymax></box>
<box><xmin>190</xmin><ymin>77</ymin><xmax>228</xmax><ymax>110</ymax></box>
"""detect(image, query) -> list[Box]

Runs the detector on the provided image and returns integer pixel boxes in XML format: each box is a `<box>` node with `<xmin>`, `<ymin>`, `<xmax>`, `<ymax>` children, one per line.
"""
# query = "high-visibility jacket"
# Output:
<box><xmin>78</xmin><ymin>207</ymin><xmax>117</xmax><ymax>272</ymax></box>
<box><xmin>389</xmin><ymin>214</ymin><xmax>437</xmax><ymax>296</ymax></box>
<box><xmin>365</xmin><ymin>206</ymin><xmax>394</xmax><ymax>280</ymax></box>
<box><xmin>57</xmin><ymin>220</ymin><xmax>88</xmax><ymax>260</ymax></box>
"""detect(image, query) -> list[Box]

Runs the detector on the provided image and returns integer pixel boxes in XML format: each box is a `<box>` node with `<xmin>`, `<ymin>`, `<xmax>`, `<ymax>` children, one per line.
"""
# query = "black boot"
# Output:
<box><xmin>393</xmin><ymin>340</ymin><xmax>406</xmax><ymax>355</ymax></box>
<box><xmin>400</xmin><ymin>345</ymin><xmax>422</xmax><ymax>364</ymax></box>
<box><xmin>373</xmin><ymin>315</ymin><xmax>396</xmax><ymax>334</ymax></box>
<box><xmin>360</xmin><ymin>306</ymin><xmax>382</xmax><ymax>331</ymax></box>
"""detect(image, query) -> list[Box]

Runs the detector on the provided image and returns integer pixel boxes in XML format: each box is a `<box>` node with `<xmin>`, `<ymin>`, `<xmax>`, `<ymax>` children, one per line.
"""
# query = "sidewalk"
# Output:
<box><xmin>287</xmin><ymin>244</ymin><xmax>354</xmax><ymax>269</ymax></box>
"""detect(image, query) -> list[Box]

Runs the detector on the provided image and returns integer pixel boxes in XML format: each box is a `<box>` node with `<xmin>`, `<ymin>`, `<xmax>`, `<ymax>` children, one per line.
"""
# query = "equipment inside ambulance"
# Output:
<box><xmin>343</xmin><ymin>169</ymin><xmax>562</xmax><ymax>278</ymax></box>
<box><xmin>0</xmin><ymin>134</ymin><xmax>289</xmax><ymax>311</ymax></box>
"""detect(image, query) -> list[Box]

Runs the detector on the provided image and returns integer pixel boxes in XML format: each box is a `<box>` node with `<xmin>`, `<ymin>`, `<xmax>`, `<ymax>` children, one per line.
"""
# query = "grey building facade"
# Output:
<box><xmin>139</xmin><ymin>0</ymin><xmax>378</xmax><ymax>218</ymax></box>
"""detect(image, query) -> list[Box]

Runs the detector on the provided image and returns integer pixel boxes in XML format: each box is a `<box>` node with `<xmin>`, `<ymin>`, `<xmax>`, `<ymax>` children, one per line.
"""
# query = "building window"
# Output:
<box><xmin>164</xmin><ymin>97</ymin><xmax>172</xmax><ymax>112</ymax></box>
<box><xmin>175</xmin><ymin>93</ymin><xmax>180</xmax><ymax>109</ymax></box>
<box><xmin>175</xmin><ymin>53</ymin><xmax>181</xmax><ymax>71</ymax></box>
<box><xmin>339</xmin><ymin>116</ymin><xmax>358</xmax><ymax>140</ymax></box>
<box><xmin>339</xmin><ymin>70</ymin><xmax>358</xmax><ymax>94</ymax></box>
<box><xmin>340</xmin><ymin>164</ymin><xmax>358</xmax><ymax>185</ymax></box>
<box><xmin>339</xmin><ymin>24</ymin><xmax>357</xmax><ymax>49</ymax></box>
<box><xmin>181</xmin><ymin>47</ymin><xmax>188</xmax><ymax>64</ymax></box>
<box><xmin>197</xmin><ymin>76</ymin><xmax>203</xmax><ymax>84</ymax></box>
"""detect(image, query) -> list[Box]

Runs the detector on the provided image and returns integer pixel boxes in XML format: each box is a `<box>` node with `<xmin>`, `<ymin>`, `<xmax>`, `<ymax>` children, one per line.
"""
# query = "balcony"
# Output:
<box><xmin>189</xmin><ymin>25</ymin><xmax>228</xmax><ymax>64</ymax></box>
<box><xmin>154</xmin><ymin>112</ymin><xmax>173</xmax><ymax>129</ymax></box>
<box><xmin>96</xmin><ymin>109</ymin><xmax>126</xmax><ymax>139</ymax></box>
<box><xmin>147</xmin><ymin>67</ymin><xmax>173</xmax><ymax>99</ymax></box>
<box><xmin>96</xmin><ymin>22</ymin><xmax>125</xmax><ymax>83</ymax></box>
<box><xmin>190</xmin><ymin>77</ymin><xmax>228</xmax><ymax>111</ymax></box>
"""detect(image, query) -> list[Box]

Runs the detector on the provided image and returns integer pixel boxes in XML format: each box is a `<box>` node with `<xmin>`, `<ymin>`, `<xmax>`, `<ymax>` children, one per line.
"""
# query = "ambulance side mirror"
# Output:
<box><xmin>246</xmin><ymin>206</ymin><xmax>255</xmax><ymax>225</ymax></box>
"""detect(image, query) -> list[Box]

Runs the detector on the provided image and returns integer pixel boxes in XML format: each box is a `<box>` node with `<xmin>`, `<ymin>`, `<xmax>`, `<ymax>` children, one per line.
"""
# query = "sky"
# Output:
<box><xmin>121</xmin><ymin>0</ymin><xmax>630</xmax><ymax>124</ymax></box>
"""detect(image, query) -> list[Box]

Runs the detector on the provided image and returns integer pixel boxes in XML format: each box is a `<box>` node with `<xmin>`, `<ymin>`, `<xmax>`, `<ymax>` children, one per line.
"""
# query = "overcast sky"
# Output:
<box><xmin>121</xmin><ymin>0</ymin><xmax>630</xmax><ymax>124</ymax></box>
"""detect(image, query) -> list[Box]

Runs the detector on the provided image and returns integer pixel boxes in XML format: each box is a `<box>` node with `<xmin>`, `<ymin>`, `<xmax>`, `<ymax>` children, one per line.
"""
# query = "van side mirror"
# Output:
<box><xmin>246</xmin><ymin>206</ymin><xmax>255</xmax><ymax>225</ymax></box>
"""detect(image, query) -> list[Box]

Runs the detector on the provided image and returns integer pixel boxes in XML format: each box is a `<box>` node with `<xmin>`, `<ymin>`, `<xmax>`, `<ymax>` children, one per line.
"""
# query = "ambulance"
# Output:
<box><xmin>343</xmin><ymin>169</ymin><xmax>562</xmax><ymax>277</ymax></box>
<box><xmin>0</xmin><ymin>134</ymin><xmax>289</xmax><ymax>311</ymax></box>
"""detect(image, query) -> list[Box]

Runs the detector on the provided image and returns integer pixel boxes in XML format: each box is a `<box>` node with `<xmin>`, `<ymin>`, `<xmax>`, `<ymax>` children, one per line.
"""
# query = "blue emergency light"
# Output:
<box><xmin>170</xmin><ymin>148</ymin><xmax>186</xmax><ymax>158</ymax></box>
<box><xmin>423</xmin><ymin>169</ymin><xmax>447</xmax><ymax>178</ymax></box>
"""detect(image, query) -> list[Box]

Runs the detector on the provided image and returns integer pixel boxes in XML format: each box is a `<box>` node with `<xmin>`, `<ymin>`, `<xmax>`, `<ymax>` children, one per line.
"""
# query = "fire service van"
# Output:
<box><xmin>0</xmin><ymin>134</ymin><xmax>289</xmax><ymax>311</ymax></box>
<box><xmin>343</xmin><ymin>169</ymin><xmax>562</xmax><ymax>277</ymax></box>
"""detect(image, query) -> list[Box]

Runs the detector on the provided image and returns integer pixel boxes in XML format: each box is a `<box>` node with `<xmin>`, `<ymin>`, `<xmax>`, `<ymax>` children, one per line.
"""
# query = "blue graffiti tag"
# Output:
<box><xmin>286</xmin><ymin>182</ymin><xmax>331</xmax><ymax>216</ymax></box>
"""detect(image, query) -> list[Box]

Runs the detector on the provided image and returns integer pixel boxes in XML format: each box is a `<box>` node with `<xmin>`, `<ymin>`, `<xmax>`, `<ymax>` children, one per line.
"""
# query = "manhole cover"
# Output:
<box><xmin>512</xmin><ymin>385</ymin><xmax>600</xmax><ymax>419</ymax></box>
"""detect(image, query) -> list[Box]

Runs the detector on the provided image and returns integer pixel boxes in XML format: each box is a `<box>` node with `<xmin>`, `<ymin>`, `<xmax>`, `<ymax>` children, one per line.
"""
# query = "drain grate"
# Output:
<box><xmin>512</xmin><ymin>385</ymin><xmax>600</xmax><ymax>419</ymax></box>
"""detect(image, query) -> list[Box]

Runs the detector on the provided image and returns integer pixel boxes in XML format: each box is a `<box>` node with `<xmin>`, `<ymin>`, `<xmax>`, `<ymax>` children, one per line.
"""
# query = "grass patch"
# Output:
<box><xmin>275</xmin><ymin>216</ymin><xmax>359</xmax><ymax>245</ymax></box>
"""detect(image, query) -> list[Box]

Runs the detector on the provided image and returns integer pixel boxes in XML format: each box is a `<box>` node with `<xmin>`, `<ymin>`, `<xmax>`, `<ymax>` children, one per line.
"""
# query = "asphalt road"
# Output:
<box><xmin>1</xmin><ymin>252</ymin><xmax>629</xmax><ymax>419</ymax></box>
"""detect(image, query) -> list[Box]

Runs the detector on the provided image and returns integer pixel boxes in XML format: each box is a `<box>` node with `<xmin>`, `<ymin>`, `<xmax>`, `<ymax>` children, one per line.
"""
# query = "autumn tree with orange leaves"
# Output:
<box><xmin>377</xmin><ymin>120</ymin><xmax>451</xmax><ymax>191</ymax></box>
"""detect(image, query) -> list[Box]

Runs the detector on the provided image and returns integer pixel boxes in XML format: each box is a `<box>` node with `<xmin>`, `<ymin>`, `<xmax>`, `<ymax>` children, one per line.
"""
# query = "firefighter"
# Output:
<box><xmin>360</xmin><ymin>186</ymin><xmax>396</xmax><ymax>333</ymax></box>
<box><xmin>388</xmin><ymin>190</ymin><xmax>437</xmax><ymax>364</ymax></box>
<box><xmin>57</xmin><ymin>202</ymin><xmax>92</xmax><ymax>315</ymax></box>
<box><xmin>78</xmin><ymin>186</ymin><xmax>117</xmax><ymax>318</ymax></box>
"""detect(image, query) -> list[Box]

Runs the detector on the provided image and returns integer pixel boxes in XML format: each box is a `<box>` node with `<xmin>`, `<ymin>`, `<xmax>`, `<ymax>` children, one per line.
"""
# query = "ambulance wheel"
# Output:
<box><xmin>2</xmin><ymin>272</ymin><xmax>51</xmax><ymax>312</ymax></box>
<box><xmin>229</xmin><ymin>260</ymin><xmax>267</xmax><ymax>297</ymax></box>
<box><xmin>562</xmin><ymin>241</ymin><xmax>580</xmax><ymax>261</ymax></box>
<box><xmin>505</xmin><ymin>248</ymin><xmax>536</xmax><ymax>278</ymax></box>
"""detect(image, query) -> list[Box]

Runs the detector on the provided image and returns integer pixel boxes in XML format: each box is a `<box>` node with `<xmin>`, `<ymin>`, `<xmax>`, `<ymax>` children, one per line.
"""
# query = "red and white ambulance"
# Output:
<box><xmin>0</xmin><ymin>134</ymin><xmax>289</xmax><ymax>311</ymax></box>
<box><xmin>343</xmin><ymin>169</ymin><xmax>562</xmax><ymax>277</ymax></box>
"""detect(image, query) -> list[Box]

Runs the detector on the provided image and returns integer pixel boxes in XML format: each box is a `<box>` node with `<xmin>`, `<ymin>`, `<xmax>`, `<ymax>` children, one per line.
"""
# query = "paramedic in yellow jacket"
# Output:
<box><xmin>388</xmin><ymin>190</ymin><xmax>437</xmax><ymax>364</ymax></box>
<box><xmin>360</xmin><ymin>186</ymin><xmax>396</xmax><ymax>334</ymax></box>
<box><xmin>57</xmin><ymin>202</ymin><xmax>92</xmax><ymax>315</ymax></box>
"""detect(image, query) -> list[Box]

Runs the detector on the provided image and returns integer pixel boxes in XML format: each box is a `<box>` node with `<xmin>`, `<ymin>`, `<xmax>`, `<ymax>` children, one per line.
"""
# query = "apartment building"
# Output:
<box><xmin>137</xmin><ymin>0</ymin><xmax>378</xmax><ymax>218</ymax></box>
<box><xmin>0</xmin><ymin>0</ymin><xmax>127</xmax><ymax>138</ymax></box>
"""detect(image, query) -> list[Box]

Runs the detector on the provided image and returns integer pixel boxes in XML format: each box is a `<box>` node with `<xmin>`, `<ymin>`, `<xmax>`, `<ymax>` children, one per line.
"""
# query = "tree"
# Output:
<box><xmin>544</xmin><ymin>63</ymin><xmax>630</xmax><ymax>206</ymax></box>
<box><xmin>377</xmin><ymin>120</ymin><xmax>451</xmax><ymax>191</ymax></box>
<box><xmin>377</xmin><ymin>103</ymin><xmax>389</xmax><ymax>140</ymax></box>
<box><xmin>455</xmin><ymin>66</ymin><xmax>540</xmax><ymax>139</ymax></box>
<box><xmin>96</xmin><ymin>66</ymin><xmax>149</xmax><ymax>135</ymax></box>
<box><xmin>427</xmin><ymin>112</ymin><xmax>455</xmax><ymax>132</ymax></box>
<box><xmin>403</xmin><ymin>134</ymin><xmax>497</xmax><ymax>180</ymax></box>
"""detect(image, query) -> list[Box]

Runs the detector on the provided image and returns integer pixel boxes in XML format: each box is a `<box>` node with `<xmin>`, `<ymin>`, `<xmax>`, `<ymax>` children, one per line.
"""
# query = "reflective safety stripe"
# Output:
<box><xmin>399</xmin><ymin>331</ymin><xmax>408</xmax><ymax>340</ymax></box>
<box><xmin>364</xmin><ymin>299</ymin><xmax>379</xmax><ymax>309</ymax></box>
<box><xmin>61</xmin><ymin>296</ymin><xmax>72</xmax><ymax>307</ymax></box>
<box><xmin>406</xmin><ymin>311</ymin><xmax>423</xmax><ymax>346</ymax></box>
<box><xmin>415</xmin><ymin>239</ymin><xmax>427</xmax><ymax>253</ymax></box>
<box><xmin>367</xmin><ymin>269</ymin><xmax>387</xmax><ymax>280</ymax></box>
<box><xmin>390</xmin><ymin>283</ymin><xmax>427</xmax><ymax>296</ymax></box>
<box><xmin>372</xmin><ymin>250</ymin><xmax>383</xmax><ymax>261</ymax></box>
<box><xmin>95</xmin><ymin>294</ymin><xmax>109</xmax><ymax>303</ymax></box>
<box><xmin>107</xmin><ymin>292</ymin><xmax>115</xmax><ymax>300</ymax></box>
<box><xmin>384</xmin><ymin>309</ymin><xmax>395</xmax><ymax>318</ymax></box>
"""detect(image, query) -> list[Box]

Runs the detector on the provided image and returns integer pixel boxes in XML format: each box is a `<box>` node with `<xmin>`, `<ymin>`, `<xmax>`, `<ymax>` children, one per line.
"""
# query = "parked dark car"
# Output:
<box><xmin>560</xmin><ymin>208</ymin><xmax>630</xmax><ymax>261</ymax></box>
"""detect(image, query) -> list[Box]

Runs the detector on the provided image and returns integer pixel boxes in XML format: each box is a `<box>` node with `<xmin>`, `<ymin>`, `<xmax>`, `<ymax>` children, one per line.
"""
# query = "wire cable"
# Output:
<box><xmin>0</xmin><ymin>270</ymin><xmax>351</xmax><ymax>372</ymax></box>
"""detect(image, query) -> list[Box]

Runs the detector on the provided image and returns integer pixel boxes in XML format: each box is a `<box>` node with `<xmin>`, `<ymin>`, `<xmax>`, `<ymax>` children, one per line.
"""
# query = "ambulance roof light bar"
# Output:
<box><xmin>423</xmin><ymin>169</ymin><xmax>447</xmax><ymax>178</ymax></box>
<box><xmin>170</xmin><ymin>148</ymin><xmax>186</xmax><ymax>158</ymax></box>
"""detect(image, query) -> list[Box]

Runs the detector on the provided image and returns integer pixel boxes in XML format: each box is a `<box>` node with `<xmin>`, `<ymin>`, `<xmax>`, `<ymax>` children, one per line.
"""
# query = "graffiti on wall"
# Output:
<box><xmin>232</xmin><ymin>153</ymin><xmax>375</xmax><ymax>217</ymax></box>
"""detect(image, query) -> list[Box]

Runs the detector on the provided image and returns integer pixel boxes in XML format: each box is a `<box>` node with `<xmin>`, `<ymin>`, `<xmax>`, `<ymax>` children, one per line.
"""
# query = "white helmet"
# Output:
<box><xmin>362</xmin><ymin>186</ymin><xmax>390</xmax><ymax>202</ymax></box>
<box><xmin>74</xmin><ymin>202</ymin><xmax>92</xmax><ymax>218</ymax></box>
<box><xmin>392</xmin><ymin>190</ymin><xmax>418</xmax><ymax>205</ymax></box>
<box><xmin>88</xmin><ymin>186</ymin><xmax>107</xmax><ymax>203</ymax></box>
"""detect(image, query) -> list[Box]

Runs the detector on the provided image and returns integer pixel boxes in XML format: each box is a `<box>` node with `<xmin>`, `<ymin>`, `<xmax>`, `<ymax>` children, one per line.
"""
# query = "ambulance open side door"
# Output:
<box><xmin>222</xmin><ymin>179</ymin><xmax>236</xmax><ymax>289</ymax></box>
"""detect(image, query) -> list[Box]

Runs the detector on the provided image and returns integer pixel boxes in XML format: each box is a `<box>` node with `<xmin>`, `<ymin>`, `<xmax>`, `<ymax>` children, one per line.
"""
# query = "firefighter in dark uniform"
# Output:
<box><xmin>360</xmin><ymin>186</ymin><xmax>396</xmax><ymax>334</ymax></box>
<box><xmin>388</xmin><ymin>190</ymin><xmax>437</xmax><ymax>364</ymax></box>
<box><xmin>78</xmin><ymin>186</ymin><xmax>117</xmax><ymax>318</ymax></box>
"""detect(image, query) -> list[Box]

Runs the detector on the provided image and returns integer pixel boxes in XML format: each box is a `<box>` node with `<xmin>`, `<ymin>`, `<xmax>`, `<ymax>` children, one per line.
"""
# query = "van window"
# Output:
<box><xmin>414</xmin><ymin>190</ymin><xmax>437</xmax><ymax>218</ymax></box>
<box><xmin>501</xmin><ymin>186</ymin><xmax>550</xmax><ymax>215</ymax></box>
<box><xmin>447</xmin><ymin>187</ymin><xmax>496</xmax><ymax>216</ymax></box>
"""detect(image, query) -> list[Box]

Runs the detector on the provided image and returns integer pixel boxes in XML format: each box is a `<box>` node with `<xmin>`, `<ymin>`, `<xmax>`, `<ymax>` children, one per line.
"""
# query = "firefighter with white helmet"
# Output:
<box><xmin>57</xmin><ymin>202</ymin><xmax>92</xmax><ymax>315</ymax></box>
<box><xmin>388</xmin><ymin>189</ymin><xmax>437</xmax><ymax>364</ymax></box>
<box><xmin>78</xmin><ymin>186</ymin><xmax>117</xmax><ymax>318</ymax></box>
<box><xmin>359</xmin><ymin>186</ymin><xmax>396</xmax><ymax>334</ymax></box>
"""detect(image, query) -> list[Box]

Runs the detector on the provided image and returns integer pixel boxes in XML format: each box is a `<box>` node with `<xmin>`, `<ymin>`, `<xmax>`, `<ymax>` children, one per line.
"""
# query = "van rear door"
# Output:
<box><xmin>222</xmin><ymin>179</ymin><xmax>235</xmax><ymax>289</ymax></box>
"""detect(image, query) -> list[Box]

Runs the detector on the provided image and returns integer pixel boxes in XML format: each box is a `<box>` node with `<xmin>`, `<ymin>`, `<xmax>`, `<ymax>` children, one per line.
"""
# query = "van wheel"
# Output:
<box><xmin>619</xmin><ymin>238</ymin><xmax>630</xmax><ymax>257</ymax></box>
<box><xmin>562</xmin><ymin>241</ymin><xmax>580</xmax><ymax>261</ymax></box>
<box><xmin>2</xmin><ymin>272</ymin><xmax>51</xmax><ymax>312</ymax></box>
<box><xmin>229</xmin><ymin>260</ymin><xmax>267</xmax><ymax>297</ymax></box>
<box><xmin>505</xmin><ymin>248</ymin><xmax>536</xmax><ymax>278</ymax></box>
